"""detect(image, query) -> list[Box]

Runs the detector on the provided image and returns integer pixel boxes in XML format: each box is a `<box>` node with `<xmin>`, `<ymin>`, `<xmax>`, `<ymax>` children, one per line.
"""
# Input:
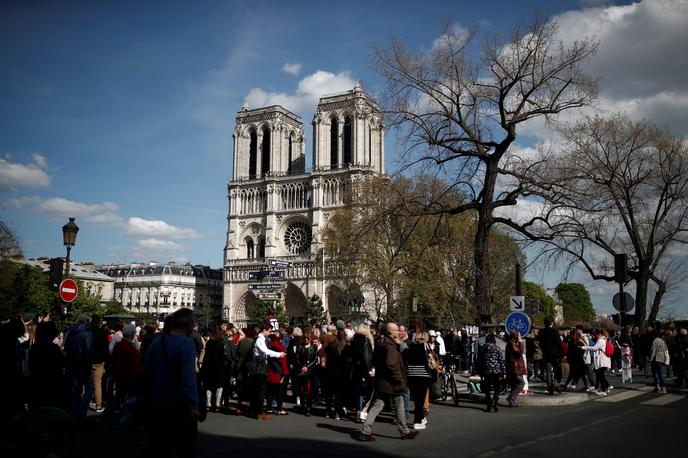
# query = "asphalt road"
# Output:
<box><xmin>25</xmin><ymin>372</ymin><xmax>685</xmax><ymax>458</ymax></box>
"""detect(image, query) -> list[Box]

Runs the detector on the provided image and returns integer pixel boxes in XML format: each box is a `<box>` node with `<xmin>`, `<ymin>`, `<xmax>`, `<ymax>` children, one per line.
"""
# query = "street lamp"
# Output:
<box><xmin>62</xmin><ymin>217</ymin><xmax>79</xmax><ymax>277</ymax></box>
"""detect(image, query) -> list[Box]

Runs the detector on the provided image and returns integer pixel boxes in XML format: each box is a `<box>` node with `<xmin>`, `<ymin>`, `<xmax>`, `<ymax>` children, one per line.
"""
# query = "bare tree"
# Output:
<box><xmin>520</xmin><ymin>114</ymin><xmax>688</xmax><ymax>326</ymax></box>
<box><xmin>371</xmin><ymin>17</ymin><xmax>598</xmax><ymax>321</ymax></box>
<box><xmin>0</xmin><ymin>221</ymin><xmax>23</xmax><ymax>260</ymax></box>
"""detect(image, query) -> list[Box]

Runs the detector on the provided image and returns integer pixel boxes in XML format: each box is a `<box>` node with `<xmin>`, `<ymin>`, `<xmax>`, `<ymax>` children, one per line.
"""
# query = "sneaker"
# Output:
<box><xmin>400</xmin><ymin>431</ymin><xmax>419</xmax><ymax>440</ymax></box>
<box><xmin>413</xmin><ymin>423</ymin><xmax>426</xmax><ymax>430</ymax></box>
<box><xmin>89</xmin><ymin>402</ymin><xmax>97</xmax><ymax>410</ymax></box>
<box><xmin>421</xmin><ymin>418</ymin><xmax>427</xmax><ymax>426</ymax></box>
<box><xmin>598</xmin><ymin>391</ymin><xmax>607</xmax><ymax>397</ymax></box>
<box><xmin>608</xmin><ymin>385</ymin><xmax>614</xmax><ymax>391</ymax></box>
<box><xmin>359</xmin><ymin>411</ymin><xmax>368</xmax><ymax>421</ymax></box>
<box><xmin>95</xmin><ymin>407</ymin><xmax>105</xmax><ymax>414</ymax></box>
<box><xmin>358</xmin><ymin>433</ymin><xmax>376</xmax><ymax>442</ymax></box>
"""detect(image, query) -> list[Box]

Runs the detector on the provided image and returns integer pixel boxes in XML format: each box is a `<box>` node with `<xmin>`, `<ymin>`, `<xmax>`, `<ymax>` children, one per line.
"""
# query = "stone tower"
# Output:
<box><xmin>223</xmin><ymin>86</ymin><xmax>384</xmax><ymax>326</ymax></box>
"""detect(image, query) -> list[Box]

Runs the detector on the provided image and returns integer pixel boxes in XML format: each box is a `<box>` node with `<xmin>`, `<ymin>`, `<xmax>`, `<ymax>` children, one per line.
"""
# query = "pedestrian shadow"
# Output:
<box><xmin>315</xmin><ymin>422</ymin><xmax>359</xmax><ymax>439</ymax></box>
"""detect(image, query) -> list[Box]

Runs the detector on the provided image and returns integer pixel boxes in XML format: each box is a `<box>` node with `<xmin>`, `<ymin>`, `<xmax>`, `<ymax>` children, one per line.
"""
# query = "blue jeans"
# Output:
<box><xmin>69</xmin><ymin>370</ymin><xmax>94</xmax><ymax>418</ymax></box>
<box><xmin>652</xmin><ymin>361</ymin><xmax>665</xmax><ymax>387</ymax></box>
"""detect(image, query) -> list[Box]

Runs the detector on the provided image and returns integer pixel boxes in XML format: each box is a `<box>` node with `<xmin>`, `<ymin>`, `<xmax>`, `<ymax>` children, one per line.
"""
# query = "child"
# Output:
<box><xmin>621</xmin><ymin>343</ymin><xmax>633</xmax><ymax>384</ymax></box>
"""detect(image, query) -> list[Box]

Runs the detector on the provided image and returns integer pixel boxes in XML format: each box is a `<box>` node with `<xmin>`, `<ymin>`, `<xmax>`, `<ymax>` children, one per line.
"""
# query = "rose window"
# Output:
<box><xmin>284</xmin><ymin>222</ymin><xmax>312</xmax><ymax>254</ymax></box>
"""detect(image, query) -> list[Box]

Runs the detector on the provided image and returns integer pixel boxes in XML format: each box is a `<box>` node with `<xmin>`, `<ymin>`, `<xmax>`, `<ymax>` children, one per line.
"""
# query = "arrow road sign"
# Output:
<box><xmin>505</xmin><ymin>311</ymin><xmax>531</xmax><ymax>336</ymax></box>
<box><xmin>258</xmin><ymin>293</ymin><xmax>281</xmax><ymax>300</ymax></box>
<box><xmin>249</xmin><ymin>283</ymin><xmax>284</xmax><ymax>290</ymax></box>
<box><xmin>269</xmin><ymin>259</ymin><xmax>293</xmax><ymax>269</ymax></box>
<box><xmin>59</xmin><ymin>278</ymin><xmax>78</xmax><ymax>303</ymax></box>
<box><xmin>509</xmin><ymin>296</ymin><xmax>525</xmax><ymax>312</ymax></box>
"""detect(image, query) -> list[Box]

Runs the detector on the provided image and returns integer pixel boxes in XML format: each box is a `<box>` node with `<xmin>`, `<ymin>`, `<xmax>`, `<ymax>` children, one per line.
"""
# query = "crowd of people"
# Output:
<box><xmin>1</xmin><ymin>309</ymin><xmax>687</xmax><ymax>456</ymax></box>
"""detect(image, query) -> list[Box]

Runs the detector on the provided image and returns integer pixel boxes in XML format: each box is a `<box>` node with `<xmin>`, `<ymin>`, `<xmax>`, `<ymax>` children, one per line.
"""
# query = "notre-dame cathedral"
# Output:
<box><xmin>222</xmin><ymin>84</ymin><xmax>384</xmax><ymax>326</ymax></box>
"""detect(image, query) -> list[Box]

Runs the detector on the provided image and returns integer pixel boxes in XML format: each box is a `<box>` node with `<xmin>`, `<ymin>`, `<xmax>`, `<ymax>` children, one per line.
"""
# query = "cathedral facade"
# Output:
<box><xmin>223</xmin><ymin>85</ymin><xmax>384</xmax><ymax>326</ymax></box>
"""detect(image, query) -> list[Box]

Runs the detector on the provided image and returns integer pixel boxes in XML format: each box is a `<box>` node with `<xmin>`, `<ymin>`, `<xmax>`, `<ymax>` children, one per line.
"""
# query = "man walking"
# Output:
<box><xmin>64</xmin><ymin>314</ymin><xmax>94</xmax><ymax>418</ymax></box>
<box><xmin>141</xmin><ymin>308</ymin><xmax>200</xmax><ymax>458</ymax></box>
<box><xmin>538</xmin><ymin>317</ymin><xmax>563</xmax><ymax>394</ymax></box>
<box><xmin>359</xmin><ymin>322</ymin><xmax>418</xmax><ymax>441</ymax></box>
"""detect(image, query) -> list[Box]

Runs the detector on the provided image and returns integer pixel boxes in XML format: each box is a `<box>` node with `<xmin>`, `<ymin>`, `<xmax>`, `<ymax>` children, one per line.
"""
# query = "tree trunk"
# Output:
<box><xmin>474</xmin><ymin>158</ymin><xmax>498</xmax><ymax>324</ymax></box>
<box><xmin>633</xmin><ymin>271</ymin><xmax>649</xmax><ymax>328</ymax></box>
<box><xmin>647</xmin><ymin>280</ymin><xmax>665</xmax><ymax>324</ymax></box>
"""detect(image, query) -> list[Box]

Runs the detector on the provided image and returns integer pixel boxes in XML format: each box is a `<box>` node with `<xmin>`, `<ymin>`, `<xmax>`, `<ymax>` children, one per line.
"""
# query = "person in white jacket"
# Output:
<box><xmin>581</xmin><ymin>329</ymin><xmax>611</xmax><ymax>395</ymax></box>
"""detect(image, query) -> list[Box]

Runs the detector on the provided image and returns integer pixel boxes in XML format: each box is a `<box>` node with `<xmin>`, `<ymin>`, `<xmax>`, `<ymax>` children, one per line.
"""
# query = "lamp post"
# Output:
<box><xmin>62</xmin><ymin>217</ymin><xmax>79</xmax><ymax>278</ymax></box>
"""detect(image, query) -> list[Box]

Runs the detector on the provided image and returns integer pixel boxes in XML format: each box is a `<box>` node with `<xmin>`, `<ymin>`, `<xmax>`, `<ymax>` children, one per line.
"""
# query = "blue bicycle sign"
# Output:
<box><xmin>505</xmin><ymin>311</ymin><xmax>532</xmax><ymax>336</ymax></box>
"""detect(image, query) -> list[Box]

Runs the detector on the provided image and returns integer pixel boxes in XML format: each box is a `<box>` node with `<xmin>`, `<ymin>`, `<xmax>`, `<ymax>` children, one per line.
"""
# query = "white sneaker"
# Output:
<box><xmin>608</xmin><ymin>385</ymin><xmax>614</xmax><ymax>391</ymax></box>
<box><xmin>89</xmin><ymin>402</ymin><xmax>97</xmax><ymax>410</ymax></box>
<box><xmin>421</xmin><ymin>418</ymin><xmax>427</xmax><ymax>425</ymax></box>
<box><xmin>413</xmin><ymin>423</ymin><xmax>426</xmax><ymax>430</ymax></box>
<box><xmin>359</xmin><ymin>411</ymin><xmax>368</xmax><ymax>421</ymax></box>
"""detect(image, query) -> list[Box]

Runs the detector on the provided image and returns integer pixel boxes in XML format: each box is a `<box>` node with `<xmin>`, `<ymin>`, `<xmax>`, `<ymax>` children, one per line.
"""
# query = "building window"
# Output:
<box><xmin>246</xmin><ymin>238</ymin><xmax>255</xmax><ymax>259</ymax></box>
<box><xmin>249</xmin><ymin>129</ymin><xmax>257</xmax><ymax>178</ymax></box>
<box><xmin>284</xmin><ymin>221</ymin><xmax>312</xmax><ymax>255</ymax></box>
<box><xmin>261</xmin><ymin>126</ymin><xmax>270</xmax><ymax>175</ymax></box>
<box><xmin>344</xmin><ymin>116</ymin><xmax>352</xmax><ymax>165</ymax></box>
<box><xmin>288</xmin><ymin>133</ymin><xmax>293</xmax><ymax>174</ymax></box>
<box><xmin>330</xmin><ymin>118</ymin><xmax>338</xmax><ymax>168</ymax></box>
<box><xmin>258</xmin><ymin>237</ymin><xmax>266</xmax><ymax>258</ymax></box>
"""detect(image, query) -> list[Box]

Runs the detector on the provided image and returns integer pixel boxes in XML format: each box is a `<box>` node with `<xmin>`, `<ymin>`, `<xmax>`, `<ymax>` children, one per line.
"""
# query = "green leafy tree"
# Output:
<box><xmin>304</xmin><ymin>294</ymin><xmax>325</xmax><ymax>326</ymax></box>
<box><xmin>0</xmin><ymin>260</ymin><xmax>56</xmax><ymax>319</ymax></box>
<box><xmin>555</xmin><ymin>283</ymin><xmax>596</xmax><ymax>324</ymax></box>
<box><xmin>248</xmin><ymin>300</ymin><xmax>290</xmax><ymax>329</ymax></box>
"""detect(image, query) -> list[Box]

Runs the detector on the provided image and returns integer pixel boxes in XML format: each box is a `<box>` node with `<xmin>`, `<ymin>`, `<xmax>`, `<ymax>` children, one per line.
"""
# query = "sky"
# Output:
<box><xmin>1</xmin><ymin>0</ymin><xmax>687</xmax><ymax>317</ymax></box>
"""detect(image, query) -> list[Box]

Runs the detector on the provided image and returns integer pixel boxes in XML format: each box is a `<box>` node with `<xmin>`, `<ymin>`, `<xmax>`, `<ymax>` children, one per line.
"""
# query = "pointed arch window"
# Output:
<box><xmin>258</xmin><ymin>237</ymin><xmax>266</xmax><ymax>258</ymax></box>
<box><xmin>246</xmin><ymin>238</ymin><xmax>255</xmax><ymax>259</ymax></box>
<box><xmin>288</xmin><ymin>133</ymin><xmax>293</xmax><ymax>175</ymax></box>
<box><xmin>330</xmin><ymin>118</ymin><xmax>338</xmax><ymax>168</ymax></box>
<box><xmin>261</xmin><ymin>126</ymin><xmax>271</xmax><ymax>175</ymax></box>
<box><xmin>343</xmin><ymin>116</ymin><xmax>352</xmax><ymax>165</ymax></box>
<box><xmin>249</xmin><ymin>129</ymin><xmax>257</xmax><ymax>178</ymax></box>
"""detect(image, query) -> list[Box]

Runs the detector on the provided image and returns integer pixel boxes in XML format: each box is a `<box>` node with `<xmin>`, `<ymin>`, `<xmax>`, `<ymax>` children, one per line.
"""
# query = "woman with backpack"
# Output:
<box><xmin>581</xmin><ymin>329</ymin><xmax>612</xmax><ymax>395</ymax></box>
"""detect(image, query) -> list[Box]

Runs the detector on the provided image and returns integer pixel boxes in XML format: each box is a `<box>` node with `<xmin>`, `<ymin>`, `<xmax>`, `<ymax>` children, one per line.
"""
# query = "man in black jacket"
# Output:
<box><xmin>538</xmin><ymin>316</ymin><xmax>563</xmax><ymax>394</ymax></box>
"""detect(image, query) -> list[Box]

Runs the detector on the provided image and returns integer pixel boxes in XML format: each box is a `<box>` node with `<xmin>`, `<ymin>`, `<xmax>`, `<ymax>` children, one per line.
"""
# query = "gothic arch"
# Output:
<box><xmin>283</xmin><ymin>282</ymin><xmax>307</xmax><ymax>323</ymax></box>
<box><xmin>330</xmin><ymin>116</ymin><xmax>338</xmax><ymax>168</ymax></box>
<box><xmin>234</xmin><ymin>290</ymin><xmax>257</xmax><ymax>327</ymax></box>
<box><xmin>343</xmin><ymin>115</ymin><xmax>352</xmax><ymax>165</ymax></box>
<box><xmin>249</xmin><ymin>128</ymin><xmax>258</xmax><ymax>178</ymax></box>
<box><xmin>261</xmin><ymin>125</ymin><xmax>271</xmax><ymax>175</ymax></box>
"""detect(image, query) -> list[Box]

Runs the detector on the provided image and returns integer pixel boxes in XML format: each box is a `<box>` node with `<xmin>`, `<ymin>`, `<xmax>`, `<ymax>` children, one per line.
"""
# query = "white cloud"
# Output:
<box><xmin>9</xmin><ymin>196</ymin><xmax>123</xmax><ymax>225</ymax></box>
<box><xmin>1</xmin><ymin>195</ymin><xmax>123</xmax><ymax>224</ymax></box>
<box><xmin>432</xmin><ymin>23</ymin><xmax>470</xmax><ymax>51</ymax></box>
<box><xmin>244</xmin><ymin>70</ymin><xmax>357</xmax><ymax>113</ymax></box>
<box><xmin>552</xmin><ymin>0</ymin><xmax>688</xmax><ymax>135</ymax></box>
<box><xmin>0</xmin><ymin>154</ymin><xmax>51</xmax><ymax>190</ymax></box>
<box><xmin>125</xmin><ymin>217</ymin><xmax>201</xmax><ymax>240</ymax></box>
<box><xmin>282</xmin><ymin>62</ymin><xmax>302</xmax><ymax>76</ymax></box>
<box><xmin>0</xmin><ymin>196</ymin><xmax>41</xmax><ymax>210</ymax></box>
<box><xmin>136</xmin><ymin>238</ymin><xmax>185</xmax><ymax>252</ymax></box>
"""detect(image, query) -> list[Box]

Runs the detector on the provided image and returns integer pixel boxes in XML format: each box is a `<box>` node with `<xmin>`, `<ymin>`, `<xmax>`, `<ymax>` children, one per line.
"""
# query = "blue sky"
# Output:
<box><xmin>2</xmin><ymin>0</ymin><xmax>687</xmax><ymax>317</ymax></box>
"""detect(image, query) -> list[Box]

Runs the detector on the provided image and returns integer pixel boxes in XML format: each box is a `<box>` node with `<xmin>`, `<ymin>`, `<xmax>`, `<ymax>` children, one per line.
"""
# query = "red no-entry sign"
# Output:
<box><xmin>59</xmin><ymin>278</ymin><xmax>78</xmax><ymax>303</ymax></box>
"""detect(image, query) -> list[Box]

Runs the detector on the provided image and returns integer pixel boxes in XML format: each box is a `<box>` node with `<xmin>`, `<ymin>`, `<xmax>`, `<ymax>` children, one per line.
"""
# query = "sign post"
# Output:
<box><xmin>59</xmin><ymin>278</ymin><xmax>78</xmax><ymax>303</ymax></box>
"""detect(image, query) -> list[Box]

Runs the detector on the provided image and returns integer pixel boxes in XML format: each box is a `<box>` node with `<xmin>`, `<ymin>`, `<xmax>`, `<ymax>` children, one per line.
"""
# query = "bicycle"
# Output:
<box><xmin>439</xmin><ymin>357</ymin><xmax>460</xmax><ymax>406</ymax></box>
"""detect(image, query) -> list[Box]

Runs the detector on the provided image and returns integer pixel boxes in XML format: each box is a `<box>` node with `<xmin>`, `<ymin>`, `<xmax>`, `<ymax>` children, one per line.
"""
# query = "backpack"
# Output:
<box><xmin>604</xmin><ymin>340</ymin><xmax>615</xmax><ymax>357</ymax></box>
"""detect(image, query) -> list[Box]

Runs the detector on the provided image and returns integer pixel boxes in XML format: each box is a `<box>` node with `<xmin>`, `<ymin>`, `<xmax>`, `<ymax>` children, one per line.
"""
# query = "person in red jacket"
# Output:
<box><xmin>266</xmin><ymin>331</ymin><xmax>289</xmax><ymax>415</ymax></box>
<box><xmin>111</xmin><ymin>324</ymin><xmax>141</xmax><ymax>409</ymax></box>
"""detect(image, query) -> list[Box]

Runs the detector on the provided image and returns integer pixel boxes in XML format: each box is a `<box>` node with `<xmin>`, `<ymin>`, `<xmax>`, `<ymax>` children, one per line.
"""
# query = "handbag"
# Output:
<box><xmin>426</xmin><ymin>345</ymin><xmax>441</xmax><ymax>373</ymax></box>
